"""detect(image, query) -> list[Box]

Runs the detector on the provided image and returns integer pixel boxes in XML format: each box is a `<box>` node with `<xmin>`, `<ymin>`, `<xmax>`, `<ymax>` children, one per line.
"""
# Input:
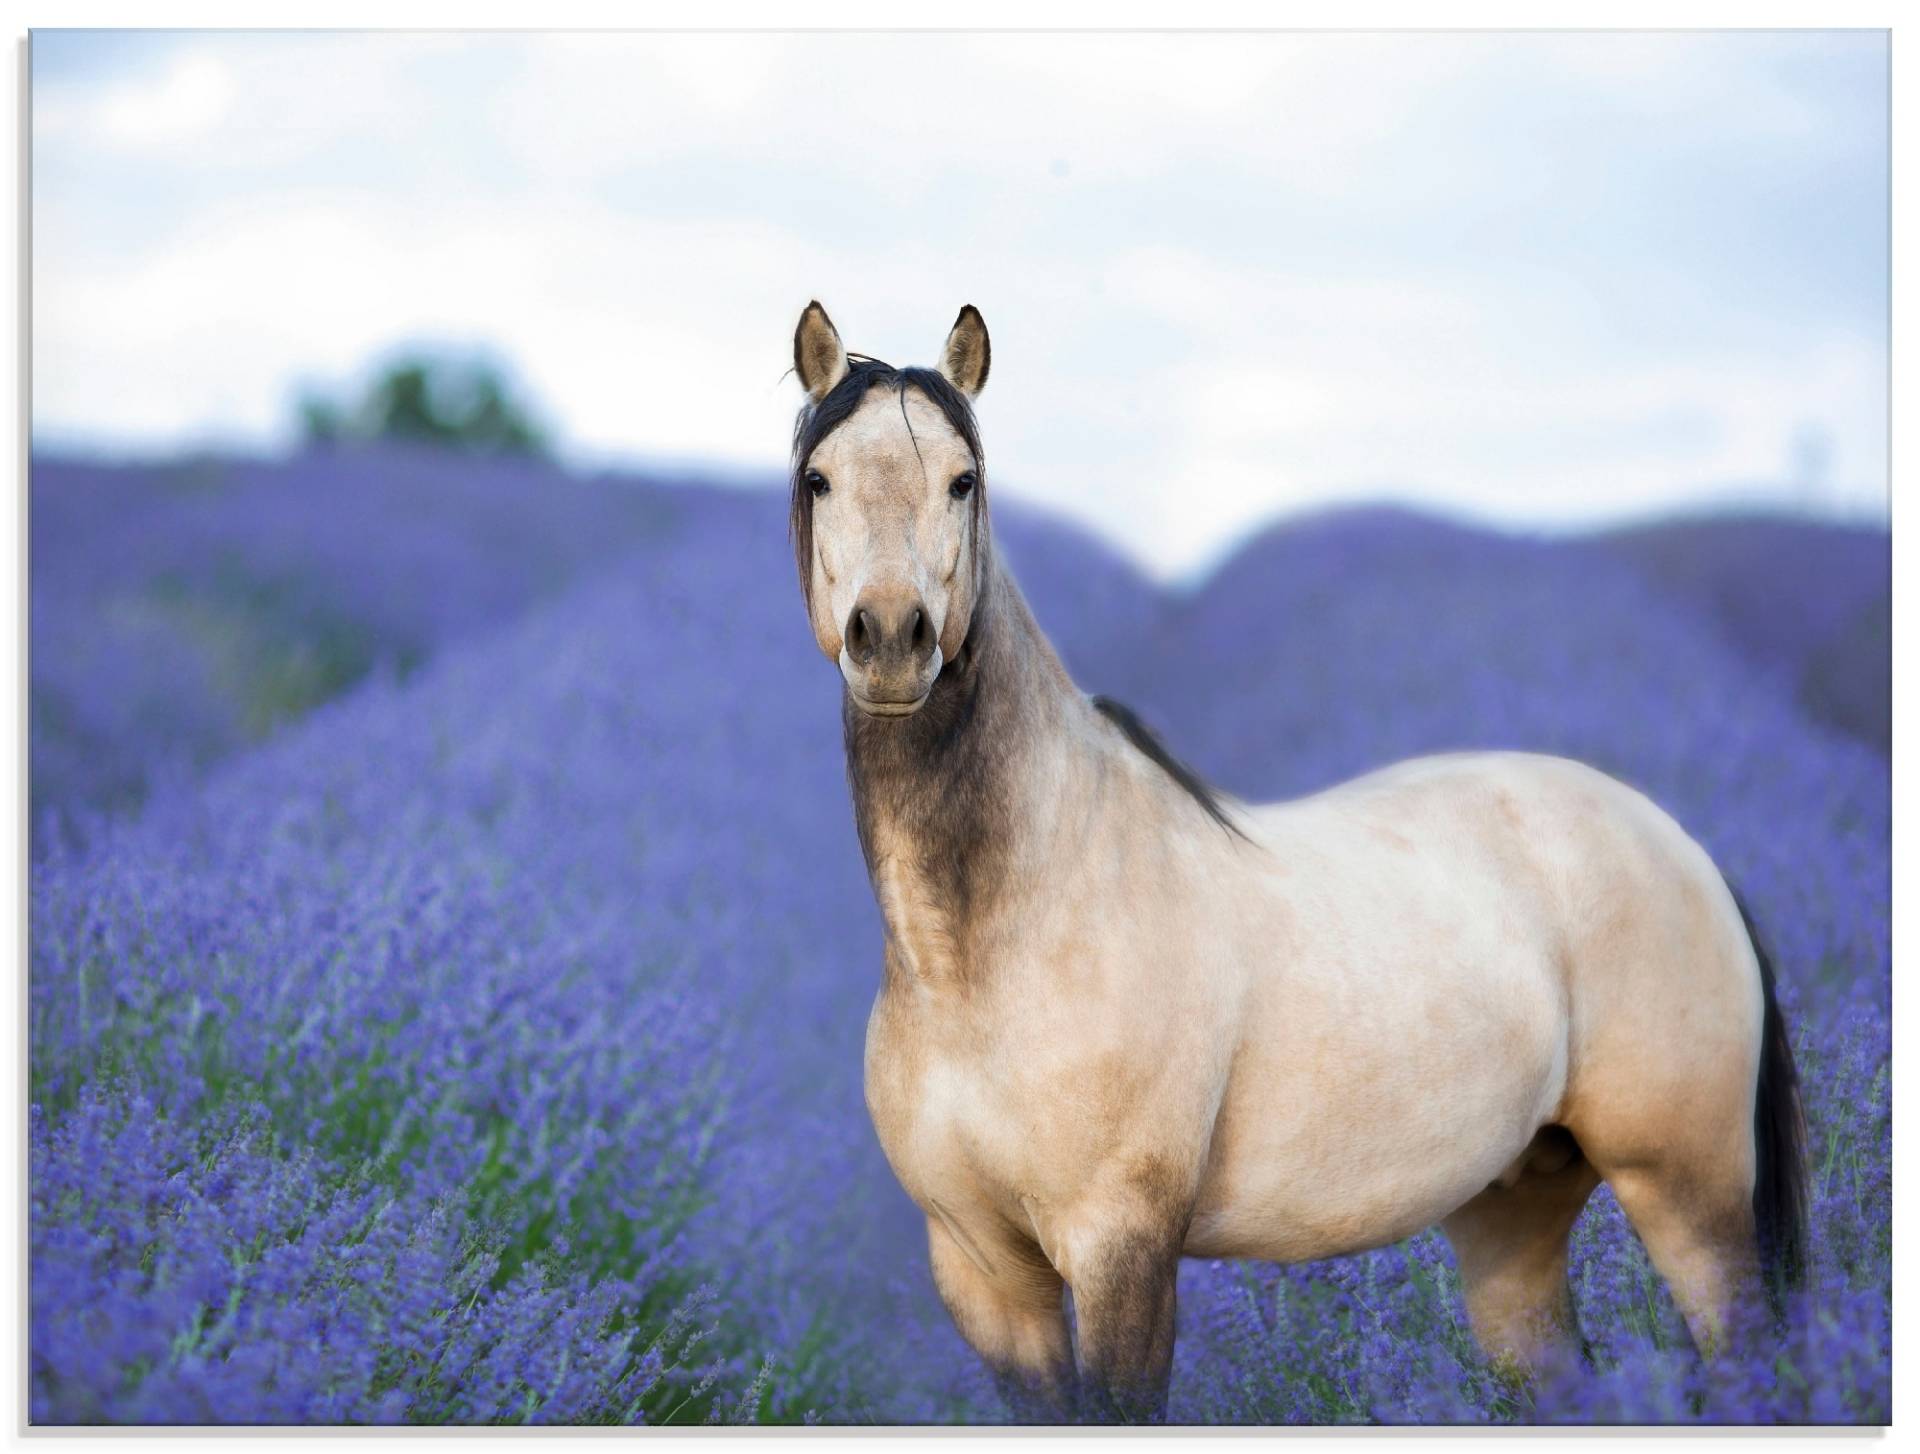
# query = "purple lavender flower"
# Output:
<box><xmin>30</xmin><ymin>453</ymin><xmax>1888</xmax><ymax>1424</ymax></box>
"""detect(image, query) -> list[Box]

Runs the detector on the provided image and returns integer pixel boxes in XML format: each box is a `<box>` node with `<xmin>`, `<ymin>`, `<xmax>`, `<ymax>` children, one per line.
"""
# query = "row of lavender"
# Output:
<box><xmin>32</xmin><ymin>451</ymin><xmax>693</xmax><ymax>825</ymax></box>
<box><xmin>31</xmin><ymin>455</ymin><xmax>1888</xmax><ymax>832</ymax></box>
<box><xmin>29</xmin><ymin>452</ymin><xmax>1888</xmax><ymax>1421</ymax></box>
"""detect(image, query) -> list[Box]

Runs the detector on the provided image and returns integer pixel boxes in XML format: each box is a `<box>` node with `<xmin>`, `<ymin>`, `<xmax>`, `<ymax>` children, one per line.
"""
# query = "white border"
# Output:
<box><xmin>4</xmin><ymin>6</ymin><xmax>1904</xmax><ymax>1451</ymax></box>
<box><xmin>0</xmin><ymin>2</ymin><xmax>1907</xmax><ymax>28</ymax></box>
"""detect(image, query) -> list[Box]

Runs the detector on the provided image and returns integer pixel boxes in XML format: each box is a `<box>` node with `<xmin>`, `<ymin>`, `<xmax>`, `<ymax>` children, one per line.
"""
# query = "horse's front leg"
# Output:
<box><xmin>1058</xmin><ymin>1209</ymin><xmax>1186</xmax><ymax>1423</ymax></box>
<box><xmin>927</xmin><ymin>1215</ymin><xmax>1077</xmax><ymax>1422</ymax></box>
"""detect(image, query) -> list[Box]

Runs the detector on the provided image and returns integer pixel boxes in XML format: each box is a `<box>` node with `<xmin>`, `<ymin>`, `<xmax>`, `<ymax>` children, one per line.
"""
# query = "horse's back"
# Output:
<box><xmin>1255</xmin><ymin>750</ymin><xmax>1761</xmax><ymax>1072</ymax></box>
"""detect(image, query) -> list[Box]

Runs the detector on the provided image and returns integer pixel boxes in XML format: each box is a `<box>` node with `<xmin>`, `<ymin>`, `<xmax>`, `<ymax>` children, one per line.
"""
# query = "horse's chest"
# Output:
<box><xmin>863</xmin><ymin>996</ymin><xmax>1049</xmax><ymax>1215</ymax></box>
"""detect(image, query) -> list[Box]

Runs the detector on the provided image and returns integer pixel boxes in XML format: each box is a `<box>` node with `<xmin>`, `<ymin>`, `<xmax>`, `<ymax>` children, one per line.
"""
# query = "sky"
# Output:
<box><xmin>31</xmin><ymin>30</ymin><xmax>1889</xmax><ymax>580</ymax></box>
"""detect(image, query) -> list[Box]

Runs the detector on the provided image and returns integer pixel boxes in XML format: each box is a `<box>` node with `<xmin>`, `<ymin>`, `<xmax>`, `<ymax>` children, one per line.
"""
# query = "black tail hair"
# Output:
<box><xmin>1729</xmin><ymin>883</ymin><xmax>1810</xmax><ymax>1312</ymax></box>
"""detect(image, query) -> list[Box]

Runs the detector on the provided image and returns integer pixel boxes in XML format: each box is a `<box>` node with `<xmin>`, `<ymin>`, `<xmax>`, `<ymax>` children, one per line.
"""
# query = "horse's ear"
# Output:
<box><xmin>938</xmin><ymin>305</ymin><xmax>990</xmax><ymax>397</ymax></box>
<box><xmin>794</xmin><ymin>301</ymin><xmax>849</xmax><ymax>402</ymax></box>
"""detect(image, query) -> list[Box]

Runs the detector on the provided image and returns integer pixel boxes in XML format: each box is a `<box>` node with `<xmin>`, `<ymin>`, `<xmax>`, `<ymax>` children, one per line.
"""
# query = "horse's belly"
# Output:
<box><xmin>1188</xmin><ymin>946</ymin><xmax>1568</xmax><ymax>1261</ymax></box>
<box><xmin>1178</xmin><ymin>763</ymin><xmax>1592</xmax><ymax>1261</ymax></box>
<box><xmin>1186</xmin><ymin>1120</ymin><xmax>1525</xmax><ymax>1262</ymax></box>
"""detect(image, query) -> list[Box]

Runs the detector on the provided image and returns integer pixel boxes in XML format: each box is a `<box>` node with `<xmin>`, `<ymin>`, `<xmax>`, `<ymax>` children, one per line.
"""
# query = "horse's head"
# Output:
<box><xmin>789</xmin><ymin>301</ymin><xmax>992</xmax><ymax>718</ymax></box>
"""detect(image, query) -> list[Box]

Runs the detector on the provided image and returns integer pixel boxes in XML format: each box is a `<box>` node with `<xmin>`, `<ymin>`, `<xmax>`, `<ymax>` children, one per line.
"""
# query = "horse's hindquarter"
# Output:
<box><xmin>1189</xmin><ymin>751</ymin><xmax>1756</xmax><ymax>1263</ymax></box>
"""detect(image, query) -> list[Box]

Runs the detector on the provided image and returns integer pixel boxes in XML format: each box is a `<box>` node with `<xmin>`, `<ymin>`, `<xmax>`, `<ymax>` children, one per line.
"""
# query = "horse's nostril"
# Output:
<box><xmin>847</xmin><ymin>600</ymin><xmax>933</xmax><ymax>670</ymax></box>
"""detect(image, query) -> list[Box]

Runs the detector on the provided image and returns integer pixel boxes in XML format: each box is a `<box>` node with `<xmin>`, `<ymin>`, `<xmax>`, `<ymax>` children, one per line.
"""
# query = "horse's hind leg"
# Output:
<box><xmin>1442</xmin><ymin>1130</ymin><xmax>1600</xmax><ymax>1375</ymax></box>
<box><xmin>1600</xmin><ymin>1161</ymin><xmax>1763</xmax><ymax>1357</ymax></box>
<box><xmin>1567</xmin><ymin>1043</ymin><xmax>1767</xmax><ymax>1355</ymax></box>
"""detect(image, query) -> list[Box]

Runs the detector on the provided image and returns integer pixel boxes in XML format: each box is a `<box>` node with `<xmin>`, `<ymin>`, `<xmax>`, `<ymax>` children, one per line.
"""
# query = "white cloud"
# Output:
<box><xmin>98</xmin><ymin>51</ymin><xmax>233</xmax><ymax>145</ymax></box>
<box><xmin>37</xmin><ymin>48</ymin><xmax>234</xmax><ymax>150</ymax></box>
<box><xmin>30</xmin><ymin>31</ymin><xmax>1888</xmax><ymax>579</ymax></box>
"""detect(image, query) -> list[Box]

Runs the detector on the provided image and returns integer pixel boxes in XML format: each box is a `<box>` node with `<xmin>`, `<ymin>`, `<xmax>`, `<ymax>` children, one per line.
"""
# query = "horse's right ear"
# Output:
<box><xmin>794</xmin><ymin>301</ymin><xmax>849</xmax><ymax>402</ymax></box>
<box><xmin>938</xmin><ymin>305</ymin><xmax>990</xmax><ymax>397</ymax></box>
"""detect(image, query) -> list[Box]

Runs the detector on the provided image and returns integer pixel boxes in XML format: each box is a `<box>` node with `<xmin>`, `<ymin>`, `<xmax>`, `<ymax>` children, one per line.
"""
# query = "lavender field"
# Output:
<box><xmin>28</xmin><ymin>449</ymin><xmax>1890</xmax><ymax>1424</ymax></box>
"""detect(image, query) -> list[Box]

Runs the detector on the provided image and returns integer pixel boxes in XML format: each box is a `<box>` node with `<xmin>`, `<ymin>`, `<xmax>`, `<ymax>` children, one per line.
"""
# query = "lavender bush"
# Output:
<box><xmin>31</xmin><ymin>450</ymin><xmax>702</xmax><ymax>827</ymax></box>
<box><xmin>1602</xmin><ymin>515</ymin><xmax>1891</xmax><ymax>753</ymax></box>
<box><xmin>29</xmin><ymin>455</ymin><xmax>1888</xmax><ymax>1424</ymax></box>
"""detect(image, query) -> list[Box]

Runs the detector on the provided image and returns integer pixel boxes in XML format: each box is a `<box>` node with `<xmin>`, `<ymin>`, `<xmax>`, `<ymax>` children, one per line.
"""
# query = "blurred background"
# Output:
<box><xmin>36</xmin><ymin>32</ymin><xmax>1888</xmax><ymax>564</ymax></box>
<box><xmin>28</xmin><ymin>29</ymin><xmax>1892</xmax><ymax>1425</ymax></box>
<box><xmin>28</xmin><ymin>28</ymin><xmax>1892</xmax><ymax>824</ymax></box>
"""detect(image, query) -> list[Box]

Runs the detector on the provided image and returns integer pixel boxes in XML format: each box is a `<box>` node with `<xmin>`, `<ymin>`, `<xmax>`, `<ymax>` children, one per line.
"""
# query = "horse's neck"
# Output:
<box><xmin>844</xmin><ymin>557</ymin><xmax>1087</xmax><ymax>983</ymax></box>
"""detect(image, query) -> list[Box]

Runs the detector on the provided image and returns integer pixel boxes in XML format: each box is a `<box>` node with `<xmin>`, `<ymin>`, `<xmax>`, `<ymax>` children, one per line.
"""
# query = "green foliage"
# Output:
<box><xmin>143</xmin><ymin>560</ymin><xmax>410</xmax><ymax>740</ymax></box>
<box><xmin>298</xmin><ymin>353</ymin><xmax>549</xmax><ymax>458</ymax></box>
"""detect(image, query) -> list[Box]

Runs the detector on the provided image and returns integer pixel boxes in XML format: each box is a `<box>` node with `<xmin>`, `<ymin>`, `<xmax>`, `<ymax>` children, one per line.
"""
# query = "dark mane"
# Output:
<box><xmin>1091</xmin><ymin>696</ymin><xmax>1248</xmax><ymax>840</ymax></box>
<box><xmin>789</xmin><ymin>356</ymin><xmax>988</xmax><ymax>607</ymax></box>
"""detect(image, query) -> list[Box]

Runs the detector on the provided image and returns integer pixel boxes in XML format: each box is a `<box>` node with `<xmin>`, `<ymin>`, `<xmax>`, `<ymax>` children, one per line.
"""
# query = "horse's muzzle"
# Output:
<box><xmin>842</xmin><ymin>591</ymin><xmax>940</xmax><ymax>715</ymax></box>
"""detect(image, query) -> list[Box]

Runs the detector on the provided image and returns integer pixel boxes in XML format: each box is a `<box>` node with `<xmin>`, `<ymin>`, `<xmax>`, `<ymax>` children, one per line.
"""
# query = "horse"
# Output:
<box><xmin>784</xmin><ymin>300</ymin><xmax>1808</xmax><ymax>1422</ymax></box>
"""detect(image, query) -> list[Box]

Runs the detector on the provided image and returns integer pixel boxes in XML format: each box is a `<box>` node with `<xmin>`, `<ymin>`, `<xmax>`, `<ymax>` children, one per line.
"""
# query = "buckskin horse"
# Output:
<box><xmin>784</xmin><ymin>300</ymin><xmax>1806</xmax><ymax>1422</ymax></box>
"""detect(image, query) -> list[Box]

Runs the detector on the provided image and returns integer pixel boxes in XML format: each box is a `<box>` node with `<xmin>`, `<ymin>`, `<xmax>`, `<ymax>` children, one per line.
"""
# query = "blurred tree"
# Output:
<box><xmin>297</xmin><ymin>352</ymin><xmax>549</xmax><ymax>457</ymax></box>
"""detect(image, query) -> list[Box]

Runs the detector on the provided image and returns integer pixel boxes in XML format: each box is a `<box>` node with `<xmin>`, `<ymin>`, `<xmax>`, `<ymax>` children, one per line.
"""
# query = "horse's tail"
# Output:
<box><xmin>1729</xmin><ymin>883</ymin><xmax>1810</xmax><ymax>1311</ymax></box>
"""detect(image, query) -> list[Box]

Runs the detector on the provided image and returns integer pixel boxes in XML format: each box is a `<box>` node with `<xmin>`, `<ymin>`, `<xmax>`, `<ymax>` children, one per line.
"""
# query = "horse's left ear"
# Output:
<box><xmin>938</xmin><ymin>305</ymin><xmax>991</xmax><ymax>397</ymax></box>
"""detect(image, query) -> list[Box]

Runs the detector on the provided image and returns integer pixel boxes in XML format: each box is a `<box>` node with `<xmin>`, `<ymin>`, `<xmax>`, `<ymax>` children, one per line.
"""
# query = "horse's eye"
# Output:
<box><xmin>806</xmin><ymin>470</ymin><xmax>830</xmax><ymax>497</ymax></box>
<box><xmin>950</xmin><ymin>471</ymin><xmax>977</xmax><ymax>500</ymax></box>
